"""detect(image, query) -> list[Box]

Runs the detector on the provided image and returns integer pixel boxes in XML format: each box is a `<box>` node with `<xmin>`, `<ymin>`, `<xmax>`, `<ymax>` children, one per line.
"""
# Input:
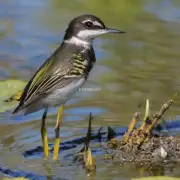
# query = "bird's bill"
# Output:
<box><xmin>105</xmin><ymin>27</ymin><xmax>125</xmax><ymax>34</ymax></box>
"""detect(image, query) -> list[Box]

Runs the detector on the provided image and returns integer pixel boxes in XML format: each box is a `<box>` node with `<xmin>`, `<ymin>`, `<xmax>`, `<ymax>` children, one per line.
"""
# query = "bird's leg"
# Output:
<box><xmin>41</xmin><ymin>108</ymin><xmax>49</xmax><ymax>159</ymax></box>
<box><xmin>53</xmin><ymin>104</ymin><xmax>64</xmax><ymax>160</ymax></box>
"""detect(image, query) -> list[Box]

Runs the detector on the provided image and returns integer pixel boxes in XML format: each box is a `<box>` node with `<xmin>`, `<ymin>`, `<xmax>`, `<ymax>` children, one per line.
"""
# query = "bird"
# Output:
<box><xmin>5</xmin><ymin>14</ymin><xmax>125</xmax><ymax>160</ymax></box>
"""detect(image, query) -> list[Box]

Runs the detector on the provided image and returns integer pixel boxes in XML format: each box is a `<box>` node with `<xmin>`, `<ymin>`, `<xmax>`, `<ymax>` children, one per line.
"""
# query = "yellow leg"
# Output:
<box><xmin>53</xmin><ymin>105</ymin><xmax>64</xmax><ymax>160</ymax></box>
<box><xmin>41</xmin><ymin>108</ymin><xmax>49</xmax><ymax>159</ymax></box>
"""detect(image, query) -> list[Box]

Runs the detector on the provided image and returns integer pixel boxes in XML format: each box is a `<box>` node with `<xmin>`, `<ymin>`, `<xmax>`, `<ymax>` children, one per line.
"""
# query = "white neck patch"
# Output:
<box><xmin>64</xmin><ymin>36</ymin><xmax>90</xmax><ymax>48</ymax></box>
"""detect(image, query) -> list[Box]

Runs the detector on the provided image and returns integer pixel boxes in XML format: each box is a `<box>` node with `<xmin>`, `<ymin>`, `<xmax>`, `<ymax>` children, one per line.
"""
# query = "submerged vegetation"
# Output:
<box><xmin>78</xmin><ymin>95</ymin><xmax>180</xmax><ymax>176</ymax></box>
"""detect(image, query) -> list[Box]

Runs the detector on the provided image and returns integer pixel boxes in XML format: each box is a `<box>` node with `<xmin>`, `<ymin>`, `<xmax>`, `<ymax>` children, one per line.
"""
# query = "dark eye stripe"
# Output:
<box><xmin>82</xmin><ymin>19</ymin><xmax>104</xmax><ymax>28</ymax></box>
<box><xmin>85</xmin><ymin>21</ymin><xmax>93</xmax><ymax>27</ymax></box>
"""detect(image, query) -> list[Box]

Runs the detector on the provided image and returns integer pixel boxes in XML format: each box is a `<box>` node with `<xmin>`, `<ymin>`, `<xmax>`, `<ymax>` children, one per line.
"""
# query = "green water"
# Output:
<box><xmin>0</xmin><ymin>0</ymin><xmax>180</xmax><ymax>179</ymax></box>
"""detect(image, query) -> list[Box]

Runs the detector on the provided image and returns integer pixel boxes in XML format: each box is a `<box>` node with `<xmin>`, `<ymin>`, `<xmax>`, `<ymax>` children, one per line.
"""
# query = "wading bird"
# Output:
<box><xmin>5</xmin><ymin>14</ymin><xmax>125</xmax><ymax>160</ymax></box>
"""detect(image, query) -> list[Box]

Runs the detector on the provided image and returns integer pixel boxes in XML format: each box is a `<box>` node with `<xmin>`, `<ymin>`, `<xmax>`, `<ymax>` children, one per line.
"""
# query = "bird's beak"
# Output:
<box><xmin>105</xmin><ymin>27</ymin><xmax>125</xmax><ymax>34</ymax></box>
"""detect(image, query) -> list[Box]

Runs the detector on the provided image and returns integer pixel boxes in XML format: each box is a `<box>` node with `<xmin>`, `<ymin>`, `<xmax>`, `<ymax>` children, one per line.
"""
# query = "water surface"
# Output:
<box><xmin>0</xmin><ymin>0</ymin><xmax>180</xmax><ymax>179</ymax></box>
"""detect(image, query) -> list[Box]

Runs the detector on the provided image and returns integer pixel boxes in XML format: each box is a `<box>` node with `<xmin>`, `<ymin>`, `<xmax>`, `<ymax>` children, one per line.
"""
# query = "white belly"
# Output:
<box><xmin>21</xmin><ymin>78</ymin><xmax>85</xmax><ymax>115</ymax></box>
<box><xmin>43</xmin><ymin>78</ymin><xmax>85</xmax><ymax>106</ymax></box>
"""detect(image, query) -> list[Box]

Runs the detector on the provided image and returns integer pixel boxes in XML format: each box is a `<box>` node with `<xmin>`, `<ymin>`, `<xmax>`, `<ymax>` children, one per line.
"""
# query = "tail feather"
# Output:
<box><xmin>12</xmin><ymin>105</ymin><xmax>21</xmax><ymax>114</ymax></box>
<box><xmin>12</xmin><ymin>100</ymin><xmax>47</xmax><ymax>116</ymax></box>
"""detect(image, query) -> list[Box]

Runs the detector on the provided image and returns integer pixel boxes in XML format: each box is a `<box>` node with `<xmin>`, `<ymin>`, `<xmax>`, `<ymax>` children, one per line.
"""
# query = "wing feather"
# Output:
<box><xmin>13</xmin><ymin>47</ymin><xmax>87</xmax><ymax>114</ymax></box>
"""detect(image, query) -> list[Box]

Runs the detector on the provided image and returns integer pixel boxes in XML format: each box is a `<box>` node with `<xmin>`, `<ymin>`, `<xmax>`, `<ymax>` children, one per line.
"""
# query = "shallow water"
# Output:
<box><xmin>1</xmin><ymin>0</ymin><xmax>180</xmax><ymax>179</ymax></box>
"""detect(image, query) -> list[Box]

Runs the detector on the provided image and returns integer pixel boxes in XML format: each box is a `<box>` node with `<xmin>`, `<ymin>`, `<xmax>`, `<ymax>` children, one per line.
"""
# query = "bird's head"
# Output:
<box><xmin>64</xmin><ymin>14</ymin><xmax>125</xmax><ymax>45</ymax></box>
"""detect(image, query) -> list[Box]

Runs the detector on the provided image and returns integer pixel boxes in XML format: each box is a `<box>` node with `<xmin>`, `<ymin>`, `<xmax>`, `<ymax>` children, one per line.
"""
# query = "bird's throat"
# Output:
<box><xmin>64</xmin><ymin>36</ymin><xmax>91</xmax><ymax>48</ymax></box>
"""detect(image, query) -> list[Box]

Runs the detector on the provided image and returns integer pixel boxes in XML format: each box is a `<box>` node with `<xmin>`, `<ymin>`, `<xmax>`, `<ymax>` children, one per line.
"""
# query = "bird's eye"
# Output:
<box><xmin>85</xmin><ymin>21</ymin><xmax>93</xmax><ymax>28</ymax></box>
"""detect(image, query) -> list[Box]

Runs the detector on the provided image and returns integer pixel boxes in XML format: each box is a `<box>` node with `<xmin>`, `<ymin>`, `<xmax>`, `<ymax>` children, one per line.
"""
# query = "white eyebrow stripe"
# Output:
<box><xmin>82</xmin><ymin>19</ymin><xmax>91</xmax><ymax>23</ymax></box>
<box><xmin>93</xmin><ymin>21</ymin><xmax>103</xmax><ymax>27</ymax></box>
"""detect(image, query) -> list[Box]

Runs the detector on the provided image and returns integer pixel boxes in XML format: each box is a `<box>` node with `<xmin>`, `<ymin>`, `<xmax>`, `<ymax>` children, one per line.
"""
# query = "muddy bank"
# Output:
<box><xmin>105</xmin><ymin>136</ymin><xmax>180</xmax><ymax>165</ymax></box>
<box><xmin>102</xmin><ymin>96</ymin><xmax>180</xmax><ymax>166</ymax></box>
